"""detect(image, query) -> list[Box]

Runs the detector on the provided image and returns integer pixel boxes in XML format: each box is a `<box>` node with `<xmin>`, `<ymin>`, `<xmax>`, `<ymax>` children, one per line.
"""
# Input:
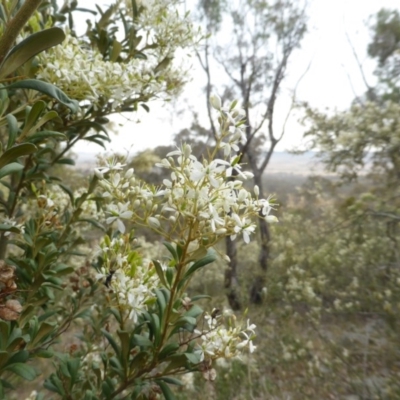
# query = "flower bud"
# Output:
<box><xmin>223</xmin><ymin>254</ymin><xmax>231</xmax><ymax>263</ymax></box>
<box><xmin>125</xmin><ymin>168</ymin><xmax>134</xmax><ymax>179</ymax></box>
<box><xmin>210</xmin><ymin>94</ymin><xmax>221</xmax><ymax>110</ymax></box>
<box><xmin>148</xmin><ymin>217</ymin><xmax>161</xmax><ymax>229</ymax></box>
<box><xmin>183</xmin><ymin>144</ymin><xmax>192</xmax><ymax>158</ymax></box>
<box><xmin>94</xmin><ymin>168</ymin><xmax>104</xmax><ymax>179</ymax></box>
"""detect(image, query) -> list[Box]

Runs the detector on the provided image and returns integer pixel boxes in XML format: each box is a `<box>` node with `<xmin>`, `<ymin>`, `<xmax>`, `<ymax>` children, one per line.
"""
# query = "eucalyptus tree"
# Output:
<box><xmin>196</xmin><ymin>0</ymin><xmax>308</xmax><ymax>307</ymax></box>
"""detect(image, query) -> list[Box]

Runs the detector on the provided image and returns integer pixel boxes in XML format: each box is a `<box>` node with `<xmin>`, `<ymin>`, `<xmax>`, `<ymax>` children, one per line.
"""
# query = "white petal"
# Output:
<box><xmin>117</xmin><ymin>219</ymin><xmax>126</xmax><ymax>233</ymax></box>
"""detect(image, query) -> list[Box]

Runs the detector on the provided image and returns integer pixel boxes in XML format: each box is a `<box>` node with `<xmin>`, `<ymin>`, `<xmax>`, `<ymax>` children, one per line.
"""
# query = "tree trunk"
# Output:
<box><xmin>250</xmin><ymin>173</ymin><xmax>270</xmax><ymax>304</ymax></box>
<box><xmin>224</xmin><ymin>235</ymin><xmax>241</xmax><ymax>310</ymax></box>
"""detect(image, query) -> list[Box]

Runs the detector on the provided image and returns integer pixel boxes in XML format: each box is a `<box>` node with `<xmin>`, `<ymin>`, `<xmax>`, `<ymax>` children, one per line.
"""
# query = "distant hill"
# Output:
<box><xmin>74</xmin><ymin>150</ymin><xmax>324</xmax><ymax>176</ymax></box>
<box><xmin>266</xmin><ymin>151</ymin><xmax>324</xmax><ymax>175</ymax></box>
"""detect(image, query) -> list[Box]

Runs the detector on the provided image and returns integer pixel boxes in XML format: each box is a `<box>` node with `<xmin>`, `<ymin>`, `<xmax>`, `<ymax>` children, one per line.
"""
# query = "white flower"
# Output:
<box><xmin>236</xmin><ymin>331</ymin><xmax>256</xmax><ymax>353</ymax></box>
<box><xmin>95</xmin><ymin>160</ymin><xmax>126</xmax><ymax>179</ymax></box>
<box><xmin>106</xmin><ymin>202</ymin><xmax>133</xmax><ymax>233</ymax></box>
<box><xmin>231</xmin><ymin>214</ymin><xmax>256</xmax><ymax>244</ymax></box>
<box><xmin>190</xmin><ymin>159</ymin><xmax>229</xmax><ymax>188</ymax></box>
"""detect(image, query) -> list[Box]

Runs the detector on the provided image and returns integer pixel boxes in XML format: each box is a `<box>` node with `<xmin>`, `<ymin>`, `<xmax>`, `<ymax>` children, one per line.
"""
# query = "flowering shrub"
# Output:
<box><xmin>0</xmin><ymin>95</ymin><xmax>269</xmax><ymax>399</ymax></box>
<box><xmin>0</xmin><ymin>2</ymin><xmax>274</xmax><ymax>397</ymax></box>
<box><xmin>37</xmin><ymin>0</ymin><xmax>199</xmax><ymax>109</ymax></box>
<box><xmin>0</xmin><ymin>1</ymin><xmax>274</xmax><ymax>398</ymax></box>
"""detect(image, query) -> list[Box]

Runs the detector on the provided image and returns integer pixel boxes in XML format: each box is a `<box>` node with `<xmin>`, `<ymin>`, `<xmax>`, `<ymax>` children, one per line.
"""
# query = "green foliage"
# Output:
<box><xmin>368</xmin><ymin>8</ymin><xmax>400</xmax><ymax>66</ymax></box>
<box><xmin>0</xmin><ymin>27</ymin><xmax>65</xmax><ymax>79</ymax></box>
<box><xmin>367</xmin><ymin>8</ymin><xmax>400</xmax><ymax>101</ymax></box>
<box><xmin>0</xmin><ymin>3</ymin><xmax>266</xmax><ymax>399</ymax></box>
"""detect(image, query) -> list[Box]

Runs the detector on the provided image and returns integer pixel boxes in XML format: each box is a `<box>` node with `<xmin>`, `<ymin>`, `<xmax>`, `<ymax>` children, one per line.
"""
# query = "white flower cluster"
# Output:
<box><xmin>95</xmin><ymin>236</ymin><xmax>159</xmax><ymax>323</ymax></box>
<box><xmin>127</xmin><ymin>0</ymin><xmax>198</xmax><ymax>51</ymax></box>
<box><xmin>195</xmin><ymin>313</ymin><xmax>256</xmax><ymax>362</ymax></box>
<box><xmin>37</xmin><ymin>0</ymin><xmax>199</xmax><ymax>109</ymax></box>
<box><xmin>94</xmin><ymin>96</ymin><xmax>277</xmax><ymax>247</ymax></box>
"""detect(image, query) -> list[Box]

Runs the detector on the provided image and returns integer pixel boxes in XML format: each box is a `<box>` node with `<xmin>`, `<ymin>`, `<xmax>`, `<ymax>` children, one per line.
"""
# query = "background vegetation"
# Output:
<box><xmin>0</xmin><ymin>1</ymin><xmax>399</xmax><ymax>399</ymax></box>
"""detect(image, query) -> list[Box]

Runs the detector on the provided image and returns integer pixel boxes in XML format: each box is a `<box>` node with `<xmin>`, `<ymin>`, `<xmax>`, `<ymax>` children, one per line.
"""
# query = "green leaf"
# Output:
<box><xmin>4</xmin><ymin>363</ymin><xmax>36</xmax><ymax>381</ymax></box>
<box><xmin>166</xmin><ymin>268</ymin><xmax>174</xmax><ymax>287</ymax></box>
<box><xmin>153</xmin><ymin>260</ymin><xmax>168</xmax><ymax>287</ymax></box>
<box><xmin>6</xmin><ymin>350</ymin><xmax>29</xmax><ymax>365</ymax></box>
<box><xmin>160</xmin><ymin>288</ymin><xmax>171</xmax><ymax>303</ymax></box>
<box><xmin>78</xmin><ymin>218</ymin><xmax>106</xmax><ymax>232</ymax></box>
<box><xmin>129</xmin><ymin>351</ymin><xmax>149</xmax><ymax>373</ymax></box>
<box><xmin>101</xmin><ymin>329</ymin><xmax>120</xmax><ymax>357</ymax></box>
<box><xmin>0</xmin><ymin>28</ymin><xmax>66</xmax><ymax>78</ymax></box>
<box><xmin>184</xmin><ymin>352</ymin><xmax>201</xmax><ymax>365</ymax></box>
<box><xmin>55</xmin><ymin>157</ymin><xmax>75</xmax><ymax>165</ymax></box>
<box><xmin>178</xmin><ymin>252</ymin><xmax>217</xmax><ymax>290</ymax></box>
<box><xmin>117</xmin><ymin>330</ymin><xmax>130</xmax><ymax>366</ymax></box>
<box><xmin>0</xmin><ymin>162</ymin><xmax>23</xmax><ymax>180</ymax></box>
<box><xmin>0</xmin><ymin>143</ymin><xmax>36</xmax><ymax>169</ymax></box>
<box><xmin>0</xmin><ymin>99</ymin><xmax>10</xmax><ymax>120</ymax></box>
<box><xmin>58</xmin><ymin>183</ymin><xmax>74</xmax><ymax>204</ymax></box>
<box><xmin>163</xmin><ymin>242</ymin><xmax>178</xmax><ymax>261</ymax></box>
<box><xmin>163</xmin><ymin>354</ymin><xmax>187</xmax><ymax>374</ymax></box>
<box><xmin>101</xmin><ymin>378</ymin><xmax>115</xmax><ymax>398</ymax></box>
<box><xmin>159</xmin><ymin>377</ymin><xmax>183</xmax><ymax>386</ymax></box>
<box><xmin>6</xmin><ymin>114</ymin><xmax>18</xmax><ymax>149</ymax></box>
<box><xmin>109</xmin><ymin>356</ymin><xmax>125</xmax><ymax>379</ymax></box>
<box><xmin>141</xmin><ymin>103</ymin><xmax>150</xmax><ymax>112</ymax></box>
<box><xmin>35</xmin><ymin>349</ymin><xmax>53</xmax><ymax>358</ymax></box>
<box><xmin>28</xmin><ymin>130</ymin><xmax>67</xmax><ymax>143</ymax></box>
<box><xmin>31</xmin><ymin>322</ymin><xmax>55</xmax><ymax>346</ymax></box>
<box><xmin>184</xmin><ymin>305</ymin><xmax>203</xmax><ymax>319</ymax></box>
<box><xmin>3</xmin><ymin>80</ymin><xmax>79</xmax><ymax>112</ymax></box>
<box><xmin>229</xmin><ymin>99</ymin><xmax>238</xmax><ymax>111</ymax></box>
<box><xmin>149</xmin><ymin>313</ymin><xmax>161</xmax><ymax>345</ymax></box>
<box><xmin>187</xmin><ymin>246</ymin><xmax>207</xmax><ymax>262</ymax></box>
<box><xmin>70</xmin><ymin>119</ymin><xmax>108</xmax><ymax>135</ymax></box>
<box><xmin>132</xmin><ymin>334</ymin><xmax>153</xmax><ymax>348</ymax></box>
<box><xmin>158</xmin><ymin>381</ymin><xmax>177</xmax><ymax>400</ymax></box>
<box><xmin>44</xmin><ymin>374</ymin><xmax>65</xmax><ymax>395</ymax></box>
<box><xmin>0</xmin><ymin>378</ymin><xmax>14</xmax><ymax>390</ymax></box>
<box><xmin>186</xmin><ymin>253</ymin><xmax>217</xmax><ymax>276</ymax></box>
<box><xmin>191</xmin><ymin>295</ymin><xmax>211</xmax><ymax>302</ymax></box>
<box><xmin>21</xmin><ymin>100</ymin><xmax>46</xmax><ymax>137</ymax></box>
<box><xmin>177</xmin><ymin>316</ymin><xmax>197</xmax><ymax>327</ymax></box>
<box><xmin>110</xmin><ymin>38</ymin><xmax>122</xmax><ymax>62</ymax></box>
<box><xmin>176</xmin><ymin>242</ymin><xmax>184</xmax><ymax>261</ymax></box>
<box><xmin>67</xmin><ymin>358</ymin><xmax>80</xmax><ymax>384</ymax></box>
<box><xmin>155</xmin><ymin>288</ymin><xmax>167</xmax><ymax>318</ymax></box>
<box><xmin>0</xmin><ymin>352</ymin><xmax>9</xmax><ymax>369</ymax></box>
<box><xmin>159</xmin><ymin>343</ymin><xmax>179</xmax><ymax>360</ymax></box>
<box><xmin>21</xmin><ymin>109</ymin><xmax>59</xmax><ymax>140</ymax></box>
<box><xmin>52</xmin><ymin>263</ymin><xmax>74</xmax><ymax>276</ymax></box>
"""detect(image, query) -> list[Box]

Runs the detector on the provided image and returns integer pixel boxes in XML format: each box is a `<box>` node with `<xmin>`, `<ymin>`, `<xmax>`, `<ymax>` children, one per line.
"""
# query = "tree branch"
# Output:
<box><xmin>0</xmin><ymin>0</ymin><xmax>44</xmax><ymax>65</ymax></box>
<box><xmin>196</xmin><ymin>39</ymin><xmax>217</xmax><ymax>139</ymax></box>
<box><xmin>344</xmin><ymin>29</ymin><xmax>372</xmax><ymax>92</ymax></box>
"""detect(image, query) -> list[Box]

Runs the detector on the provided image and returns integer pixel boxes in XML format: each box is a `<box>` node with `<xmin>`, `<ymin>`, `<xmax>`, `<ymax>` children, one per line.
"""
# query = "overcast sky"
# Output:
<box><xmin>74</xmin><ymin>0</ymin><xmax>400</xmax><ymax>161</ymax></box>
